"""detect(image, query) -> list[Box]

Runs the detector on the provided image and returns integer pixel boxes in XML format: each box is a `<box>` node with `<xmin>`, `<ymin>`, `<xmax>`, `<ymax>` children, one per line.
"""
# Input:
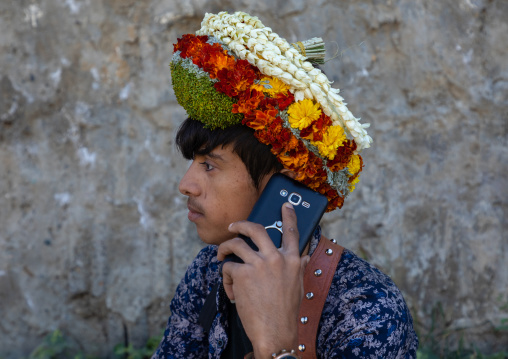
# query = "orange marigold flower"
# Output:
<box><xmin>270</xmin><ymin>126</ymin><xmax>292</xmax><ymax>153</ymax></box>
<box><xmin>327</xmin><ymin>194</ymin><xmax>344</xmax><ymax>211</ymax></box>
<box><xmin>327</xmin><ymin>140</ymin><xmax>356</xmax><ymax>171</ymax></box>
<box><xmin>301</xmin><ymin>151</ymin><xmax>323</xmax><ymax>178</ymax></box>
<box><xmin>175</xmin><ymin>34</ymin><xmax>208</xmax><ymax>59</ymax></box>
<box><xmin>282</xmin><ymin>135</ymin><xmax>300</xmax><ymax>153</ymax></box>
<box><xmin>244</xmin><ymin>108</ymin><xmax>278</xmax><ymax>130</ymax></box>
<box><xmin>233</xmin><ymin>89</ymin><xmax>265</xmax><ymax>114</ymax></box>
<box><xmin>279</xmin><ymin>150</ymin><xmax>309</xmax><ymax>170</ymax></box>
<box><xmin>258</xmin><ymin>97</ymin><xmax>279</xmax><ymax>111</ymax></box>
<box><xmin>300</xmin><ymin>112</ymin><xmax>332</xmax><ymax>141</ymax></box>
<box><xmin>254</xmin><ymin>130</ymin><xmax>272</xmax><ymax>146</ymax></box>
<box><xmin>200</xmin><ymin>45</ymin><xmax>236</xmax><ymax>78</ymax></box>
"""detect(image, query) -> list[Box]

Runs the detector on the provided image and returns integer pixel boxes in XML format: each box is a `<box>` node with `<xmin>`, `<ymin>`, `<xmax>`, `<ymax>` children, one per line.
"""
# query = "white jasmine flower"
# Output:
<box><xmin>253</xmin><ymin>43</ymin><xmax>264</xmax><ymax>53</ymax></box>
<box><xmin>308</xmin><ymin>68</ymin><xmax>320</xmax><ymax>77</ymax></box>
<box><xmin>291</xmin><ymin>78</ymin><xmax>306</xmax><ymax>89</ymax></box>
<box><xmin>246</xmin><ymin>53</ymin><xmax>257</xmax><ymax>63</ymax></box>
<box><xmin>247</xmin><ymin>38</ymin><xmax>257</xmax><ymax>48</ymax></box>
<box><xmin>316</xmin><ymin>73</ymin><xmax>329</xmax><ymax>85</ymax></box>
<box><xmin>294</xmin><ymin>90</ymin><xmax>305</xmax><ymax>102</ymax></box>
<box><xmin>278</xmin><ymin>72</ymin><xmax>292</xmax><ymax>82</ymax></box>
<box><xmin>302</xmin><ymin>62</ymin><xmax>314</xmax><ymax>71</ymax></box>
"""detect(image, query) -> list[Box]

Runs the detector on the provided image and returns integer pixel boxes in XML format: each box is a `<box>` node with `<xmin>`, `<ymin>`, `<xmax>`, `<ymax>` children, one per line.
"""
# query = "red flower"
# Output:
<box><xmin>257</xmin><ymin>96</ymin><xmax>278</xmax><ymax>111</ymax></box>
<box><xmin>300</xmin><ymin>112</ymin><xmax>333</xmax><ymax>141</ymax></box>
<box><xmin>275</xmin><ymin>92</ymin><xmax>295</xmax><ymax>111</ymax></box>
<box><xmin>244</xmin><ymin>108</ymin><xmax>278</xmax><ymax>130</ymax></box>
<box><xmin>199</xmin><ymin>43</ymin><xmax>235</xmax><ymax>78</ymax></box>
<box><xmin>174</xmin><ymin>34</ymin><xmax>208</xmax><ymax>59</ymax></box>
<box><xmin>233</xmin><ymin>89</ymin><xmax>265</xmax><ymax>114</ymax></box>
<box><xmin>215</xmin><ymin>59</ymin><xmax>258</xmax><ymax>97</ymax></box>
<box><xmin>326</xmin><ymin>139</ymin><xmax>357</xmax><ymax>171</ymax></box>
<box><xmin>267</xmin><ymin>119</ymin><xmax>289</xmax><ymax>151</ymax></box>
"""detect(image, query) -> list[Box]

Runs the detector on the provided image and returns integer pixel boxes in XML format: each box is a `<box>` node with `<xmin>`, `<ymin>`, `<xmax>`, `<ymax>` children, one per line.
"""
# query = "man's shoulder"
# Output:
<box><xmin>316</xmin><ymin>247</ymin><xmax>418</xmax><ymax>357</ymax></box>
<box><xmin>337</xmin><ymin>249</ymin><xmax>400</xmax><ymax>292</ymax></box>
<box><xmin>326</xmin><ymin>247</ymin><xmax>414</xmax><ymax>324</ymax></box>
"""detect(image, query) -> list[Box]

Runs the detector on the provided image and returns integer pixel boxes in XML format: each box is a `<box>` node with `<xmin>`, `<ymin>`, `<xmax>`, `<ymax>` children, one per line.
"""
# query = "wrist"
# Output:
<box><xmin>244</xmin><ymin>349</ymin><xmax>301</xmax><ymax>359</ymax></box>
<box><xmin>253</xmin><ymin>337</ymin><xmax>298</xmax><ymax>359</ymax></box>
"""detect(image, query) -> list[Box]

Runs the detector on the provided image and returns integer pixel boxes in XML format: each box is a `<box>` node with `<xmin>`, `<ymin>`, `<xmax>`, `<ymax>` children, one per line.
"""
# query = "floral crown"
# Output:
<box><xmin>170</xmin><ymin>11</ymin><xmax>372</xmax><ymax>211</ymax></box>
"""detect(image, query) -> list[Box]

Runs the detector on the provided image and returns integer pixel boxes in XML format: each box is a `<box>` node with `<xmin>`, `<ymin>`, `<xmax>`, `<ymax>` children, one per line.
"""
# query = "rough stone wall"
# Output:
<box><xmin>0</xmin><ymin>0</ymin><xmax>507</xmax><ymax>357</ymax></box>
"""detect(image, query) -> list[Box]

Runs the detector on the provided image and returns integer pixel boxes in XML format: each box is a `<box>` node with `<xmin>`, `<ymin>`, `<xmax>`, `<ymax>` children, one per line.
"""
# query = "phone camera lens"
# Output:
<box><xmin>280</xmin><ymin>190</ymin><xmax>288</xmax><ymax>197</ymax></box>
<box><xmin>289</xmin><ymin>193</ymin><xmax>302</xmax><ymax>206</ymax></box>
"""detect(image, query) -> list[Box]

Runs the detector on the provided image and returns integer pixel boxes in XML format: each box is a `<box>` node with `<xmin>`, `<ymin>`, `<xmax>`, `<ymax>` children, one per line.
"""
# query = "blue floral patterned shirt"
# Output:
<box><xmin>152</xmin><ymin>228</ymin><xmax>418</xmax><ymax>358</ymax></box>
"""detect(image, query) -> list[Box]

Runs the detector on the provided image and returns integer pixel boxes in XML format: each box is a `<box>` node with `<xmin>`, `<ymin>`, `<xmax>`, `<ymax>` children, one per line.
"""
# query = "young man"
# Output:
<box><xmin>152</xmin><ymin>11</ymin><xmax>418</xmax><ymax>359</ymax></box>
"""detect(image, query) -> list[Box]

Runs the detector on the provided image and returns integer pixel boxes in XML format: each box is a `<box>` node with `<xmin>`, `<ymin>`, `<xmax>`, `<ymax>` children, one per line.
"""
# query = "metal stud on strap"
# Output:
<box><xmin>314</xmin><ymin>269</ymin><xmax>322</xmax><ymax>277</ymax></box>
<box><xmin>325</xmin><ymin>248</ymin><xmax>333</xmax><ymax>255</ymax></box>
<box><xmin>298</xmin><ymin>344</ymin><xmax>306</xmax><ymax>352</ymax></box>
<box><xmin>330</xmin><ymin>238</ymin><xmax>337</xmax><ymax>243</ymax></box>
<box><xmin>300</xmin><ymin>316</ymin><xmax>308</xmax><ymax>324</ymax></box>
<box><xmin>306</xmin><ymin>292</ymin><xmax>314</xmax><ymax>300</ymax></box>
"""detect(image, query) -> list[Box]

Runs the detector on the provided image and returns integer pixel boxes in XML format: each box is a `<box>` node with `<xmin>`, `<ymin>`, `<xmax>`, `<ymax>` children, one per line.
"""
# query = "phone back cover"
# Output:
<box><xmin>245</xmin><ymin>173</ymin><xmax>328</xmax><ymax>254</ymax></box>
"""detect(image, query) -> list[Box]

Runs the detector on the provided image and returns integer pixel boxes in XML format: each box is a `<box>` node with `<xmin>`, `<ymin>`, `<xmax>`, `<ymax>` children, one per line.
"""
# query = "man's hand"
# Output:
<box><xmin>217</xmin><ymin>202</ymin><xmax>310</xmax><ymax>358</ymax></box>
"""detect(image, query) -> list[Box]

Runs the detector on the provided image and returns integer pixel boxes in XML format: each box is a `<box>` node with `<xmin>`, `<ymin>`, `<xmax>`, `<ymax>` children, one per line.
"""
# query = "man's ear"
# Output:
<box><xmin>280</xmin><ymin>168</ymin><xmax>297</xmax><ymax>179</ymax></box>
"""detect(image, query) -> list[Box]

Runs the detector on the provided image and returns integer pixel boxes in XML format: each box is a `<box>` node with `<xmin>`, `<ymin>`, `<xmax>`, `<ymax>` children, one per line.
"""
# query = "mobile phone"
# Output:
<box><xmin>222</xmin><ymin>173</ymin><xmax>328</xmax><ymax>265</ymax></box>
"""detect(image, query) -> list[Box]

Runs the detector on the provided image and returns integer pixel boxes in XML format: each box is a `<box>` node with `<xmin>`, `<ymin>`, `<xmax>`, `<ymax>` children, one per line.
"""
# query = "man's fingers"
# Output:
<box><xmin>221</xmin><ymin>263</ymin><xmax>236</xmax><ymax>302</ymax></box>
<box><xmin>217</xmin><ymin>237</ymin><xmax>259</xmax><ymax>262</ymax></box>
<box><xmin>227</xmin><ymin>221</ymin><xmax>277</xmax><ymax>254</ymax></box>
<box><xmin>281</xmin><ymin>202</ymin><xmax>299</xmax><ymax>255</ymax></box>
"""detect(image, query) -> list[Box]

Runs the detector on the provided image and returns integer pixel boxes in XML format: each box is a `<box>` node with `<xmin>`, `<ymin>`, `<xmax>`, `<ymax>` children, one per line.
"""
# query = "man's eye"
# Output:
<box><xmin>199</xmin><ymin>161</ymin><xmax>214</xmax><ymax>171</ymax></box>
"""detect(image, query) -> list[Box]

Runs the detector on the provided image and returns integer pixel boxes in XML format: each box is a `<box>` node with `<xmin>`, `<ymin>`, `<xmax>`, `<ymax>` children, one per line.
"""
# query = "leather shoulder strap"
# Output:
<box><xmin>297</xmin><ymin>238</ymin><xmax>344</xmax><ymax>359</ymax></box>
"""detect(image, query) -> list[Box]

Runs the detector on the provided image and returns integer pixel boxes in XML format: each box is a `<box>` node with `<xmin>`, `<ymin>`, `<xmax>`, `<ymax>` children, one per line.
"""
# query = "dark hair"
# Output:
<box><xmin>176</xmin><ymin>118</ymin><xmax>283</xmax><ymax>188</ymax></box>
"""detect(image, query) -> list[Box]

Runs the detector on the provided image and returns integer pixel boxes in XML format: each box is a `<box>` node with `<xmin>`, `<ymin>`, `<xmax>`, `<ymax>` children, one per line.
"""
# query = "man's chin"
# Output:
<box><xmin>196</xmin><ymin>228</ymin><xmax>233</xmax><ymax>246</ymax></box>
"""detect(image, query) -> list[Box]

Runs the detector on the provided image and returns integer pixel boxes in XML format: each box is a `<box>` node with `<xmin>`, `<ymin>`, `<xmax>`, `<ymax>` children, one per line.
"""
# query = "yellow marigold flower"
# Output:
<box><xmin>287</xmin><ymin>99</ymin><xmax>321</xmax><ymax>130</ymax></box>
<box><xmin>265</xmin><ymin>77</ymin><xmax>290</xmax><ymax>96</ymax></box>
<box><xmin>250</xmin><ymin>78</ymin><xmax>268</xmax><ymax>92</ymax></box>
<box><xmin>250</xmin><ymin>76</ymin><xmax>290</xmax><ymax>96</ymax></box>
<box><xmin>349</xmin><ymin>176</ymin><xmax>360</xmax><ymax>192</ymax></box>
<box><xmin>312</xmin><ymin>125</ymin><xmax>346</xmax><ymax>160</ymax></box>
<box><xmin>347</xmin><ymin>154</ymin><xmax>361</xmax><ymax>175</ymax></box>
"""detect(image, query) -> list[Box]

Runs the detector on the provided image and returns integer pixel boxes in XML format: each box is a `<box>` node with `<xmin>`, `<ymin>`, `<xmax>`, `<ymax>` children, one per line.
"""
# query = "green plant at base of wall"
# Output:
<box><xmin>113</xmin><ymin>334</ymin><xmax>162</xmax><ymax>359</ymax></box>
<box><xmin>415</xmin><ymin>302</ymin><xmax>508</xmax><ymax>359</ymax></box>
<box><xmin>26</xmin><ymin>330</ymin><xmax>98</xmax><ymax>359</ymax></box>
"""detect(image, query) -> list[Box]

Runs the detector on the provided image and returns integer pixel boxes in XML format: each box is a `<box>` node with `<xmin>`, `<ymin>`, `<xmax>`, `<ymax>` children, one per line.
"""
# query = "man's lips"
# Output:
<box><xmin>187</xmin><ymin>200</ymin><xmax>204</xmax><ymax>222</ymax></box>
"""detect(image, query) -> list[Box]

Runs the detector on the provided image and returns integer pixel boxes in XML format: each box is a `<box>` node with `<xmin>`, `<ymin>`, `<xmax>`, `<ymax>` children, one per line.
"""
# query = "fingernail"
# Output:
<box><xmin>228</xmin><ymin>223</ymin><xmax>234</xmax><ymax>230</ymax></box>
<box><xmin>285</xmin><ymin>202</ymin><xmax>294</xmax><ymax>209</ymax></box>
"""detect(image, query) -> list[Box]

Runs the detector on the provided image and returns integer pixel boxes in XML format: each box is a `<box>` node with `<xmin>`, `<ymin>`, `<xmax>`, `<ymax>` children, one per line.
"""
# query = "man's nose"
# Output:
<box><xmin>179</xmin><ymin>163</ymin><xmax>200</xmax><ymax>196</ymax></box>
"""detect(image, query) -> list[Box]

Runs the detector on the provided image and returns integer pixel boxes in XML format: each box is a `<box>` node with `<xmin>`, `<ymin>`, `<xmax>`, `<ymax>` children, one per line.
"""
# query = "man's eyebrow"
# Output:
<box><xmin>206</xmin><ymin>152</ymin><xmax>225</xmax><ymax>162</ymax></box>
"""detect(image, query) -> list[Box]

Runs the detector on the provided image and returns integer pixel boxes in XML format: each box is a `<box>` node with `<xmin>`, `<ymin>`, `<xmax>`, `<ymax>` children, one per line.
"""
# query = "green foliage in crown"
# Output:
<box><xmin>170</xmin><ymin>60</ymin><xmax>243</xmax><ymax>129</ymax></box>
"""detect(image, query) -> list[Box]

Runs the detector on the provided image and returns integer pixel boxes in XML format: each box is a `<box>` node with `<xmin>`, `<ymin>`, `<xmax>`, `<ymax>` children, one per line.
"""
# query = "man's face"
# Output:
<box><xmin>179</xmin><ymin>144</ymin><xmax>271</xmax><ymax>245</ymax></box>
